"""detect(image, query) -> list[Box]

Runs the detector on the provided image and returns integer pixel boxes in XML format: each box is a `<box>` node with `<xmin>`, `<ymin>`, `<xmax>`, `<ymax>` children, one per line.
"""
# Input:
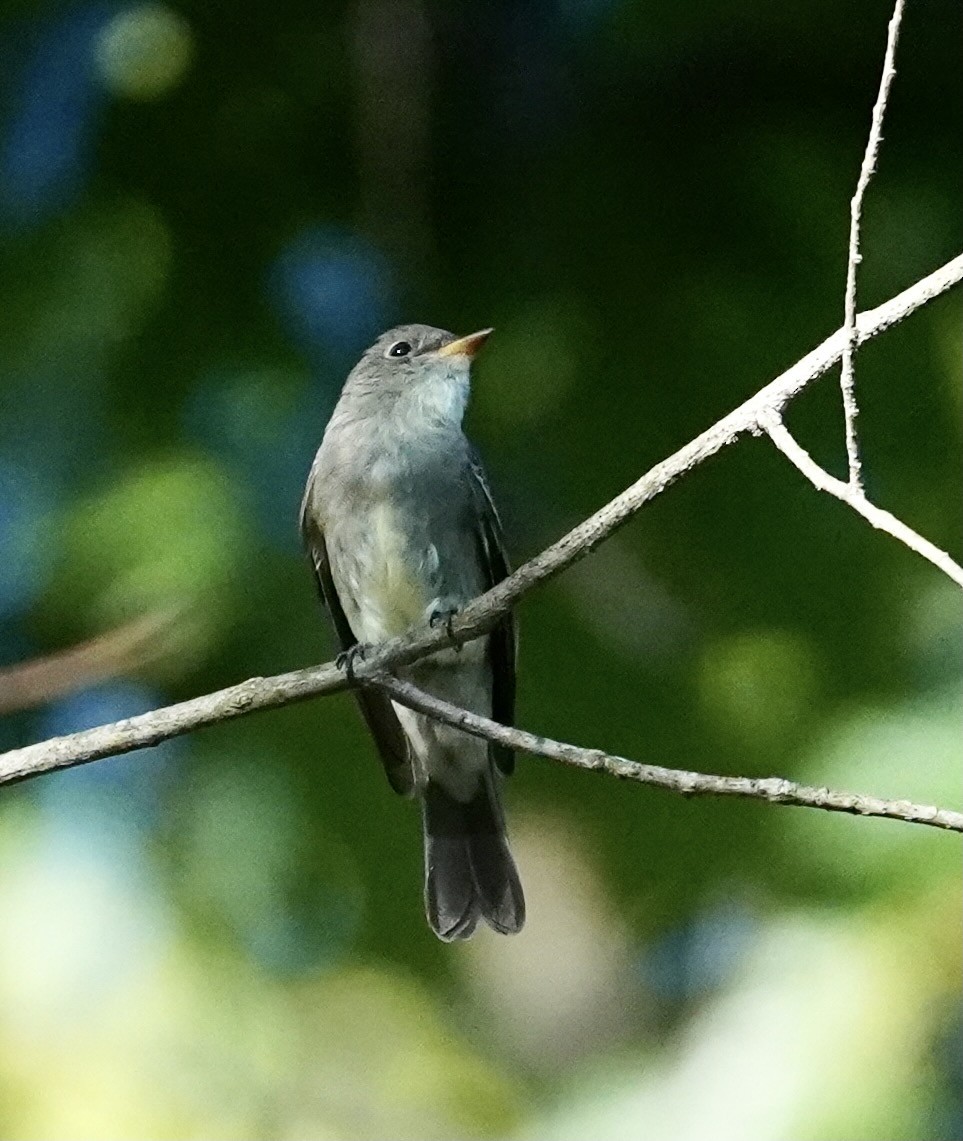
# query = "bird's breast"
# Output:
<box><xmin>333</xmin><ymin>496</ymin><xmax>438</xmax><ymax>643</ymax></box>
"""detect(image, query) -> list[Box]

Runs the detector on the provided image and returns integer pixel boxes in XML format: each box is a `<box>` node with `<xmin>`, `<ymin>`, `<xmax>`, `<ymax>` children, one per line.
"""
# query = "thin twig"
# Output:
<box><xmin>373</xmin><ymin>676</ymin><xmax>963</xmax><ymax>833</ymax></box>
<box><xmin>0</xmin><ymin>255</ymin><xmax>961</xmax><ymax>788</ymax></box>
<box><xmin>839</xmin><ymin>0</ymin><xmax>906</xmax><ymax>490</ymax></box>
<box><xmin>759</xmin><ymin>410</ymin><xmax>963</xmax><ymax>587</ymax></box>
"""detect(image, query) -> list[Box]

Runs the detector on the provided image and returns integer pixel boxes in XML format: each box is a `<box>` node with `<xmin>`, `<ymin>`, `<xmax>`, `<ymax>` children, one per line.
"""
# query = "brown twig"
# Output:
<box><xmin>0</xmin><ymin>608</ymin><xmax>182</xmax><ymax>714</ymax></box>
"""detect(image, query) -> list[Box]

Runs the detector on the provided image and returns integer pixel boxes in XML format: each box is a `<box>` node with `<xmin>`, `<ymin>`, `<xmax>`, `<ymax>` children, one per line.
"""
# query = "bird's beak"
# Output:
<box><xmin>434</xmin><ymin>328</ymin><xmax>493</xmax><ymax>361</ymax></box>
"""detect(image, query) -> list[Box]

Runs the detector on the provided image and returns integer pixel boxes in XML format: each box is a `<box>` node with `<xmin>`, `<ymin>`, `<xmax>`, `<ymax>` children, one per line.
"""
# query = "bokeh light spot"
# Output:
<box><xmin>95</xmin><ymin>3</ymin><xmax>193</xmax><ymax>100</ymax></box>
<box><xmin>268</xmin><ymin>225</ymin><xmax>394</xmax><ymax>361</ymax></box>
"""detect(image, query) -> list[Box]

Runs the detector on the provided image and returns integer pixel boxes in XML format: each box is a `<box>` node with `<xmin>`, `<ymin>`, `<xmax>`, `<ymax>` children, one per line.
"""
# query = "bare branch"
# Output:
<box><xmin>1</xmin><ymin>255</ymin><xmax>961</xmax><ymax>793</ymax></box>
<box><xmin>759</xmin><ymin>411</ymin><xmax>963</xmax><ymax>588</ymax></box>
<box><xmin>839</xmin><ymin>0</ymin><xmax>906</xmax><ymax>490</ymax></box>
<box><xmin>476</xmin><ymin>252</ymin><xmax>963</xmax><ymax>622</ymax></box>
<box><xmin>374</xmin><ymin>676</ymin><xmax>963</xmax><ymax>834</ymax></box>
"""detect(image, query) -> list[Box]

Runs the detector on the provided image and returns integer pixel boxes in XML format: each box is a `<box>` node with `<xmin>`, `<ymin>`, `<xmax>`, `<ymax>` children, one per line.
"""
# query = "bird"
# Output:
<box><xmin>300</xmin><ymin>324</ymin><xmax>525</xmax><ymax>941</ymax></box>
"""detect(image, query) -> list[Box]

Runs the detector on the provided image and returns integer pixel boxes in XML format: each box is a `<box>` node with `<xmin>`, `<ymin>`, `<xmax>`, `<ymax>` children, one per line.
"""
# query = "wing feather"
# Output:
<box><xmin>466</xmin><ymin>449</ymin><xmax>517</xmax><ymax>776</ymax></box>
<box><xmin>300</xmin><ymin>501</ymin><xmax>414</xmax><ymax>797</ymax></box>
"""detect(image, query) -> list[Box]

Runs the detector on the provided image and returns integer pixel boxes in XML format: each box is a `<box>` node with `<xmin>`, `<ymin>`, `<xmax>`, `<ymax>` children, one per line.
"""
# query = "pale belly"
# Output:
<box><xmin>331</xmin><ymin>500</ymin><xmax>441</xmax><ymax>643</ymax></box>
<box><xmin>327</xmin><ymin>495</ymin><xmax>492</xmax><ymax>787</ymax></box>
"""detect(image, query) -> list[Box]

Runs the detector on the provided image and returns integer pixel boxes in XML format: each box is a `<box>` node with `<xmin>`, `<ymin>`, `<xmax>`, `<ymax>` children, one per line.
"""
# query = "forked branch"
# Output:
<box><xmin>759</xmin><ymin>410</ymin><xmax>963</xmax><ymax>587</ymax></box>
<box><xmin>2</xmin><ymin>257</ymin><xmax>961</xmax><ymax>834</ymax></box>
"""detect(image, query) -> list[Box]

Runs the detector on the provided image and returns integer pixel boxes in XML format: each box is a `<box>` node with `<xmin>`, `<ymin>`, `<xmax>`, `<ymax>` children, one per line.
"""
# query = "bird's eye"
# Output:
<box><xmin>387</xmin><ymin>340</ymin><xmax>412</xmax><ymax>358</ymax></box>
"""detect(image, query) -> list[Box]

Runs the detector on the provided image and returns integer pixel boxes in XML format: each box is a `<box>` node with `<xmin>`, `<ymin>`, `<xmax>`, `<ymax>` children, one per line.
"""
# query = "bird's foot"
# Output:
<box><xmin>337</xmin><ymin>642</ymin><xmax>372</xmax><ymax>682</ymax></box>
<box><xmin>429</xmin><ymin>606</ymin><xmax>461</xmax><ymax>651</ymax></box>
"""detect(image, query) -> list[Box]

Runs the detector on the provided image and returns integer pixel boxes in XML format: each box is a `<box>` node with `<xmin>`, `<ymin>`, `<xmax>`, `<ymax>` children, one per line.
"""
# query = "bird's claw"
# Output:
<box><xmin>337</xmin><ymin>643</ymin><xmax>371</xmax><ymax>681</ymax></box>
<box><xmin>429</xmin><ymin>606</ymin><xmax>461</xmax><ymax>652</ymax></box>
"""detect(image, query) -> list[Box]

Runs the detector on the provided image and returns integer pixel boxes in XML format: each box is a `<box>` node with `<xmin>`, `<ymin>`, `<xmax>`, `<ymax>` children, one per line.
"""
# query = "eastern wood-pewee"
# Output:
<box><xmin>300</xmin><ymin>324</ymin><xmax>524</xmax><ymax>941</ymax></box>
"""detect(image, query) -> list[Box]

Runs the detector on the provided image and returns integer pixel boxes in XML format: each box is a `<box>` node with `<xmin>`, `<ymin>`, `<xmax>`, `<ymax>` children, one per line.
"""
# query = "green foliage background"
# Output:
<box><xmin>0</xmin><ymin>0</ymin><xmax>960</xmax><ymax>1137</ymax></box>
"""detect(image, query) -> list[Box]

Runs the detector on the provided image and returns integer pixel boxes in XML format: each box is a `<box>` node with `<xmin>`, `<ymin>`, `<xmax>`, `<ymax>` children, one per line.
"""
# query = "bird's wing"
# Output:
<box><xmin>466</xmin><ymin>448</ymin><xmax>517</xmax><ymax>776</ymax></box>
<box><xmin>300</xmin><ymin>501</ymin><xmax>414</xmax><ymax>797</ymax></box>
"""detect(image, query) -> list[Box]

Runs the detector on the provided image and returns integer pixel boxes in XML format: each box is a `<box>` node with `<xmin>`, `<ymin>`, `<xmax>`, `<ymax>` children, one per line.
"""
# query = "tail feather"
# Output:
<box><xmin>422</xmin><ymin>774</ymin><xmax>525</xmax><ymax>941</ymax></box>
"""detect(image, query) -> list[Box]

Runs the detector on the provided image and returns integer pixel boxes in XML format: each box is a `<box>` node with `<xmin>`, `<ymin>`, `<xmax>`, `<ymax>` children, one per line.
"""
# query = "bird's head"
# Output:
<box><xmin>343</xmin><ymin>324</ymin><xmax>493</xmax><ymax>429</ymax></box>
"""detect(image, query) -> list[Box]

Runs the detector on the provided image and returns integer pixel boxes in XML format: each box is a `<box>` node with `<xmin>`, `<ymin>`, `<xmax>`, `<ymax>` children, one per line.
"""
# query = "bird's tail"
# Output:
<box><xmin>422</xmin><ymin>771</ymin><xmax>525</xmax><ymax>941</ymax></box>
